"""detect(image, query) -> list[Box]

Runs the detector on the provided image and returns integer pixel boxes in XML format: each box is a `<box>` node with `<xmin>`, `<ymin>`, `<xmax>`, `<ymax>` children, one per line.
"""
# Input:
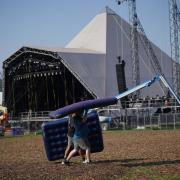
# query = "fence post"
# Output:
<box><xmin>173</xmin><ymin>113</ymin><xmax>176</xmax><ymax>130</ymax></box>
<box><xmin>144</xmin><ymin>112</ymin><xmax>145</xmax><ymax>127</ymax></box>
<box><xmin>125</xmin><ymin>108</ymin><xmax>128</xmax><ymax>129</ymax></box>
<box><xmin>150</xmin><ymin>114</ymin><xmax>152</xmax><ymax>130</ymax></box>
<box><xmin>159</xmin><ymin>115</ymin><xmax>161</xmax><ymax>130</ymax></box>
<box><xmin>137</xmin><ymin>109</ymin><xmax>138</xmax><ymax>128</ymax></box>
<box><xmin>28</xmin><ymin>119</ymin><xmax>30</xmax><ymax>134</ymax></box>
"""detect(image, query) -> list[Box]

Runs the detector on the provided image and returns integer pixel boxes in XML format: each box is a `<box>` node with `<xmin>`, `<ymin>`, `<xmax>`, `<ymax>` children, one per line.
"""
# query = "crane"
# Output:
<box><xmin>168</xmin><ymin>0</ymin><xmax>180</xmax><ymax>97</ymax></box>
<box><xmin>115</xmin><ymin>0</ymin><xmax>168</xmax><ymax>95</ymax></box>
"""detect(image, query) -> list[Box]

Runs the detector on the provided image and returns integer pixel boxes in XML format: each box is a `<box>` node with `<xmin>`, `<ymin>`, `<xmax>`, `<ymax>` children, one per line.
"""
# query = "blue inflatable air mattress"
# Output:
<box><xmin>42</xmin><ymin>110</ymin><xmax>104</xmax><ymax>161</ymax></box>
<box><xmin>49</xmin><ymin>97</ymin><xmax>117</xmax><ymax>118</ymax></box>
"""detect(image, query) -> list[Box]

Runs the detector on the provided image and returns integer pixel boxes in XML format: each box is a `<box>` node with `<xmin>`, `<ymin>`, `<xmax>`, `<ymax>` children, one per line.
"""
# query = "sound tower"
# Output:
<box><xmin>116</xmin><ymin>57</ymin><xmax>128</xmax><ymax>108</ymax></box>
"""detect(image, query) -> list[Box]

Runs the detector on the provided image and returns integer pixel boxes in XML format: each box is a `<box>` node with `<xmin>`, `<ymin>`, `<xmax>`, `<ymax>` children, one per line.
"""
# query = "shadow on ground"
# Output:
<box><xmin>92</xmin><ymin>158</ymin><xmax>180</xmax><ymax>168</ymax></box>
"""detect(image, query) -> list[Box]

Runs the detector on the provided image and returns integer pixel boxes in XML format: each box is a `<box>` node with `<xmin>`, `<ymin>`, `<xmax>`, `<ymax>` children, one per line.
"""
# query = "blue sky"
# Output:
<box><xmin>0</xmin><ymin>0</ymin><xmax>179</xmax><ymax>72</ymax></box>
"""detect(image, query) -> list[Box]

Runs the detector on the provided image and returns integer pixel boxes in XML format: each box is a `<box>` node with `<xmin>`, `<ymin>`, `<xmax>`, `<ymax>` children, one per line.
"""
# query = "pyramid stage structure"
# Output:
<box><xmin>3</xmin><ymin>7</ymin><xmax>174</xmax><ymax>114</ymax></box>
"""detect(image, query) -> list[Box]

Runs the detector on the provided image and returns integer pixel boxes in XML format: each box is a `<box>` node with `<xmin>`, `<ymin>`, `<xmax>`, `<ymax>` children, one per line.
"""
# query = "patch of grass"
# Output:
<box><xmin>121</xmin><ymin>167</ymin><xmax>156</xmax><ymax>180</ymax></box>
<box><xmin>0</xmin><ymin>133</ymin><xmax>41</xmax><ymax>141</ymax></box>
<box><xmin>120</xmin><ymin>167</ymin><xmax>180</xmax><ymax>180</ymax></box>
<box><xmin>149</xmin><ymin>176</ymin><xmax>180</xmax><ymax>180</ymax></box>
<box><xmin>104</xmin><ymin>128</ymin><xmax>180</xmax><ymax>133</ymax></box>
<box><xmin>34</xmin><ymin>130</ymin><xmax>42</xmax><ymax>135</ymax></box>
<box><xmin>134</xmin><ymin>167</ymin><xmax>155</xmax><ymax>174</ymax></box>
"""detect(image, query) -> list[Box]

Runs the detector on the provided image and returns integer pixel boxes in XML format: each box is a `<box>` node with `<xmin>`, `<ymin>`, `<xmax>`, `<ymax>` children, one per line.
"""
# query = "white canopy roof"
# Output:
<box><xmin>57</xmin><ymin>7</ymin><xmax>173</xmax><ymax>98</ymax></box>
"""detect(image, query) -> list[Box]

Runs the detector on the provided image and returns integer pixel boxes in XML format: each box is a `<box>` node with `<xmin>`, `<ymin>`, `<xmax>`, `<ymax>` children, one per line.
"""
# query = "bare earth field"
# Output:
<box><xmin>0</xmin><ymin>130</ymin><xmax>180</xmax><ymax>180</ymax></box>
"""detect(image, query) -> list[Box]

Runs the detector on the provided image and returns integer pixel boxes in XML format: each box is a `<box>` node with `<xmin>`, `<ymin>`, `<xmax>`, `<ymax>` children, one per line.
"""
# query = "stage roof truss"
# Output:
<box><xmin>3</xmin><ymin>47</ymin><xmax>58</xmax><ymax>68</ymax></box>
<box><xmin>4</xmin><ymin>47</ymin><xmax>97</xmax><ymax>99</ymax></box>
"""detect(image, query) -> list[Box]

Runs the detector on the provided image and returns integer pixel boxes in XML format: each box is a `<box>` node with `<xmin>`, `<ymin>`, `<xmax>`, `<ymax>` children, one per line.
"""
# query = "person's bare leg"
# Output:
<box><xmin>66</xmin><ymin>149</ymin><xmax>77</xmax><ymax>161</ymax></box>
<box><xmin>85</xmin><ymin>148</ymin><xmax>91</xmax><ymax>162</ymax></box>
<box><xmin>78</xmin><ymin>149</ymin><xmax>85</xmax><ymax>161</ymax></box>
<box><xmin>64</xmin><ymin>146</ymin><xmax>71</xmax><ymax>159</ymax></box>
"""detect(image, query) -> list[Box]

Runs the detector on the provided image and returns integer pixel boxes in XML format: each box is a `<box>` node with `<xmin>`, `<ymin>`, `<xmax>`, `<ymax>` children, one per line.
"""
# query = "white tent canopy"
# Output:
<box><xmin>58</xmin><ymin>7</ymin><xmax>173</xmax><ymax>98</ymax></box>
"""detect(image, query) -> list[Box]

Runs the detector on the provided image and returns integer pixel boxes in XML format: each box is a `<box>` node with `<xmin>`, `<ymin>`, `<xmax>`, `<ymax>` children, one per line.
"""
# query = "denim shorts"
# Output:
<box><xmin>73</xmin><ymin>138</ymin><xmax>90</xmax><ymax>151</ymax></box>
<box><xmin>67</xmin><ymin>135</ymin><xmax>73</xmax><ymax>148</ymax></box>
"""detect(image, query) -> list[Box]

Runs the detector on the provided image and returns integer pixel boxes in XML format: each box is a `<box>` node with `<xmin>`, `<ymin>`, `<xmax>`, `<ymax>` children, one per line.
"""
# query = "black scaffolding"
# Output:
<box><xmin>3</xmin><ymin>47</ymin><xmax>95</xmax><ymax>116</ymax></box>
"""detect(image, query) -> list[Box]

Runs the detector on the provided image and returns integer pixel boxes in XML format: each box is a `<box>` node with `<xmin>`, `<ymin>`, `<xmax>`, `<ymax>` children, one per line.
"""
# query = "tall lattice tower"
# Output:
<box><xmin>116</xmin><ymin>0</ymin><xmax>140</xmax><ymax>98</ymax></box>
<box><xmin>168</xmin><ymin>0</ymin><xmax>180</xmax><ymax>97</ymax></box>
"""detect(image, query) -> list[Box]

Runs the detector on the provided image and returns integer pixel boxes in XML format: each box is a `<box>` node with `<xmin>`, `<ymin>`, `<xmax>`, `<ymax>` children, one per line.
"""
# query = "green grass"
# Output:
<box><xmin>104</xmin><ymin>128</ymin><xmax>180</xmax><ymax>133</ymax></box>
<box><xmin>0</xmin><ymin>133</ymin><xmax>41</xmax><ymax>140</ymax></box>
<box><xmin>149</xmin><ymin>176</ymin><xmax>180</xmax><ymax>180</ymax></box>
<box><xmin>120</xmin><ymin>167</ymin><xmax>156</xmax><ymax>180</ymax></box>
<box><xmin>120</xmin><ymin>167</ymin><xmax>180</xmax><ymax>180</ymax></box>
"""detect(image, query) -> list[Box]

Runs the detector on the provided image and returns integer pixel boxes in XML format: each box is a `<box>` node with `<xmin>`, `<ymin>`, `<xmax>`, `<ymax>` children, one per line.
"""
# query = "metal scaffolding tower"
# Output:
<box><xmin>128</xmin><ymin>0</ymin><xmax>140</xmax><ymax>97</ymax></box>
<box><xmin>116</xmin><ymin>0</ymin><xmax>140</xmax><ymax>97</ymax></box>
<box><xmin>168</xmin><ymin>0</ymin><xmax>180</xmax><ymax>97</ymax></box>
<box><xmin>136</xmin><ymin>16</ymin><xmax>167</xmax><ymax>95</ymax></box>
<box><xmin>115</xmin><ymin>0</ymin><xmax>167</xmax><ymax>95</ymax></box>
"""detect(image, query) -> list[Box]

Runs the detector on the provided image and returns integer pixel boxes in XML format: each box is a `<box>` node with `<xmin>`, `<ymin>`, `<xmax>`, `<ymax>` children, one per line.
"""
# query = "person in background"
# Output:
<box><xmin>164</xmin><ymin>99</ymin><xmax>171</xmax><ymax>107</ymax></box>
<box><xmin>63</xmin><ymin>110</ymin><xmax>91</xmax><ymax>165</ymax></box>
<box><xmin>163</xmin><ymin>99</ymin><xmax>171</xmax><ymax>113</ymax></box>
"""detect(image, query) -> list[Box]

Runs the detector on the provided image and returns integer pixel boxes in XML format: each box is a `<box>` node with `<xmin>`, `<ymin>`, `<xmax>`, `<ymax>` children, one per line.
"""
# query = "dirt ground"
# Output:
<box><xmin>0</xmin><ymin>130</ymin><xmax>180</xmax><ymax>180</ymax></box>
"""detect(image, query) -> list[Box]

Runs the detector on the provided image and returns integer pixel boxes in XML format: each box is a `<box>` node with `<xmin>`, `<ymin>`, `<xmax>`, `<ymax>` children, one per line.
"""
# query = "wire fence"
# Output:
<box><xmin>106</xmin><ymin>112</ymin><xmax>180</xmax><ymax>130</ymax></box>
<box><xmin>5</xmin><ymin>98</ymin><xmax>180</xmax><ymax>135</ymax></box>
<box><xmin>98</xmin><ymin>103</ymin><xmax>180</xmax><ymax>130</ymax></box>
<box><xmin>6</xmin><ymin>111</ymin><xmax>52</xmax><ymax>135</ymax></box>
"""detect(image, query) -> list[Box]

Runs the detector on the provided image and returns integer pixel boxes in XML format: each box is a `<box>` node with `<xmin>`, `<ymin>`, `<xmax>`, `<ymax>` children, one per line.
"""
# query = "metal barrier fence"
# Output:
<box><xmin>121</xmin><ymin>98</ymin><xmax>180</xmax><ymax>108</ymax></box>
<box><xmin>8</xmin><ymin>111</ymin><xmax>53</xmax><ymax>134</ymax></box>
<box><xmin>6</xmin><ymin>98</ymin><xmax>180</xmax><ymax>134</ymax></box>
<box><xmin>98</xmin><ymin>105</ymin><xmax>180</xmax><ymax>130</ymax></box>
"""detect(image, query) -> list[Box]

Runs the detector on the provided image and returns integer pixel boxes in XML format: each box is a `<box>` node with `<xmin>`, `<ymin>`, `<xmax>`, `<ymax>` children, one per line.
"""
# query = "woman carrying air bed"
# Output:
<box><xmin>62</xmin><ymin>110</ymin><xmax>91</xmax><ymax>165</ymax></box>
<box><xmin>62</xmin><ymin>114</ymin><xmax>85</xmax><ymax>164</ymax></box>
